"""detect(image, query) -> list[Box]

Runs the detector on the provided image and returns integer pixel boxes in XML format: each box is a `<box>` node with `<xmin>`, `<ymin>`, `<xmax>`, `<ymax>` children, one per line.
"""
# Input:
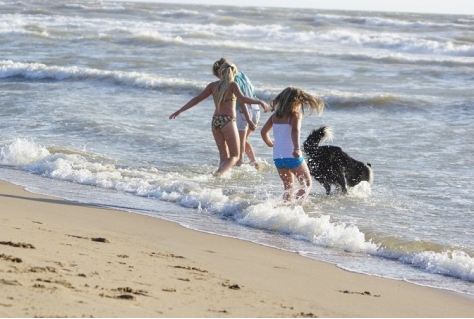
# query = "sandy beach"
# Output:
<box><xmin>0</xmin><ymin>179</ymin><xmax>472</xmax><ymax>318</ymax></box>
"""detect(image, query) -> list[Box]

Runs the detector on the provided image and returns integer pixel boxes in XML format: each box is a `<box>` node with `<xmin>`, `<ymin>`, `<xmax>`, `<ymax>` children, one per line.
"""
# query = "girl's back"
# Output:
<box><xmin>210</xmin><ymin>81</ymin><xmax>237</xmax><ymax>117</ymax></box>
<box><xmin>272</xmin><ymin>115</ymin><xmax>296</xmax><ymax>159</ymax></box>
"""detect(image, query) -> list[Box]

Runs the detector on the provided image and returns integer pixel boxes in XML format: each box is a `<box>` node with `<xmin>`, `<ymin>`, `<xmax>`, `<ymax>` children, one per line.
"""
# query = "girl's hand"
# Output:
<box><xmin>169</xmin><ymin>111</ymin><xmax>180</xmax><ymax>119</ymax></box>
<box><xmin>249</xmin><ymin>121</ymin><xmax>257</xmax><ymax>131</ymax></box>
<box><xmin>293</xmin><ymin>149</ymin><xmax>301</xmax><ymax>158</ymax></box>
<box><xmin>261</xmin><ymin>101</ymin><xmax>270</xmax><ymax>113</ymax></box>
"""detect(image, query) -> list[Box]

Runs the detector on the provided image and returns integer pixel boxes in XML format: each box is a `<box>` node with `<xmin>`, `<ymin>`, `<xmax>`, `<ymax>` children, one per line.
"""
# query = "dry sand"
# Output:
<box><xmin>0</xmin><ymin>179</ymin><xmax>473</xmax><ymax>317</ymax></box>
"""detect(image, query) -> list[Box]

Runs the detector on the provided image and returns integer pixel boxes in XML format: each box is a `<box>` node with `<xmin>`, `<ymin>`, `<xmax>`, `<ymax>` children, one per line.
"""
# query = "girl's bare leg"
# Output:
<box><xmin>291</xmin><ymin>161</ymin><xmax>312</xmax><ymax>204</ymax></box>
<box><xmin>277</xmin><ymin>168</ymin><xmax>294</xmax><ymax>201</ymax></box>
<box><xmin>213</xmin><ymin>122</ymin><xmax>240</xmax><ymax>176</ymax></box>
<box><xmin>236</xmin><ymin>129</ymin><xmax>247</xmax><ymax>166</ymax></box>
<box><xmin>244</xmin><ymin>130</ymin><xmax>259</xmax><ymax>169</ymax></box>
<box><xmin>237</xmin><ymin>129</ymin><xmax>259</xmax><ymax>169</ymax></box>
<box><xmin>212</xmin><ymin>127</ymin><xmax>229</xmax><ymax>166</ymax></box>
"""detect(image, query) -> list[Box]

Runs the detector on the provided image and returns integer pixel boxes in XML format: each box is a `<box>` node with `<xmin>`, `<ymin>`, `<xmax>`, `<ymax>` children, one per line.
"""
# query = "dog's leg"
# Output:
<box><xmin>322</xmin><ymin>181</ymin><xmax>331</xmax><ymax>195</ymax></box>
<box><xmin>336</xmin><ymin>175</ymin><xmax>348</xmax><ymax>194</ymax></box>
<box><xmin>339</xmin><ymin>180</ymin><xmax>347</xmax><ymax>194</ymax></box>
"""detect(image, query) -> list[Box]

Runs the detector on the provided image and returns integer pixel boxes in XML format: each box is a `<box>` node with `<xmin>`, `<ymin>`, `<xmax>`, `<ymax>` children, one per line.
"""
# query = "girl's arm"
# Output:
<box><xmin>260</xmin><ymin>115</ymin><xmax>274</xmax><ymax>147</ymax></box>
<box><xmin>169</xmin><ymin>83</ymin><xmax>213</xmax><ymax>119</ymax></box>
<box><xmin>231</xmin><ymin>82</ymin><xmax>269</xmax><ymax>111</ymax></box>
<box><xmin>290</xmin><ymin>114</ymin><xmax>302</xmax><ymax>158</ymax></box>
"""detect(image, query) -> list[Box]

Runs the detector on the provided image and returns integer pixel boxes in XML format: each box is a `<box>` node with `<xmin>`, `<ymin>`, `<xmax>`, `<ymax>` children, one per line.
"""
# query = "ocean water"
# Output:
<box><xmin>1</xmin><ymin>0</ymin><xmax>474</xmax><ymax>296</ymax></box>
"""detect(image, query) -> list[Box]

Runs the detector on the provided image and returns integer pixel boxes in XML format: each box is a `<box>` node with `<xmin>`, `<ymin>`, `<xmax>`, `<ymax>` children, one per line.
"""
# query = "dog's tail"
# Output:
<box><xmin>321</xmin><ymin>126</ymin><xmax>334</xmax><ymax>142</ymax></box>
<box><xmin>303</xmin><ymin>126</ymin><xmax>334</xmax><ymax>151</ymax></box>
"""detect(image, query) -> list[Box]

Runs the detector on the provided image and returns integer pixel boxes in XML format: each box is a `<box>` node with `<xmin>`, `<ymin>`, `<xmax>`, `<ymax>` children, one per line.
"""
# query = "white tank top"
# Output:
<box><xmin>272</xmin><ymin>115</ymin><xmax>294</xmax><ymax>159</ymax></box>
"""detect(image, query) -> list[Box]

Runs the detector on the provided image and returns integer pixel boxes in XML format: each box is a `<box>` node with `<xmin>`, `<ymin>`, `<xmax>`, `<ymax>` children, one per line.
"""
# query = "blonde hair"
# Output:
<box><xmin>215</xmin><ymin>61</ymin><xmax>238</xmax><ymax>109</ymax></box>
<box><xmin>271</xmin><ymin>86</ymin><xmax>325</xmax><ymax>118</ymax></box>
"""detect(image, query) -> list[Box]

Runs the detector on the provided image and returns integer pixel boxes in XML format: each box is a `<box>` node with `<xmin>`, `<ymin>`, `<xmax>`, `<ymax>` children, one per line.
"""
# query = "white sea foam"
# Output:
<box><xmin>0</xmin><ymin>138</ymin><xmax>50</xmax><ymax>166</ymax></box>
<box><xmin>314</xmin><ymin>12</ymin><xmax>472</xmax><ymax>29</ymax></box>
<box><xmin>0</xmin><ymin>60</ymin><xmax>206</xmax><ymax>91</ymax></box>
<box><xmin>317</xmin><ymin>29</ymin><xmax>474</xmax><ymax>56</ymax></box>
<box><xmin>3</xmin><ymin>7</ymin><xmax>472</xmax><ymax>59</ymax></box>
<box><xmin>403</xmin><ymin>250</ymin><xmax>474</xmax><ymax>282</ymax></box>
<box><xmin>0</xmin><ymin>60</ymin><xmax>428</xmax><ymax>106</ymax></box>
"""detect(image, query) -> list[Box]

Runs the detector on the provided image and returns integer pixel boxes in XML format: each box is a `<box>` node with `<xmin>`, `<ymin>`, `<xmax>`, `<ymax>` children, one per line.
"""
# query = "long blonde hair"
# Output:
<box><xmin>271</xmin><ymin>86</ymin><xmax>325</xmax><ymax>118</ymax></box>
<box><xmin>215</xmin><ymin>61</ymin><xmax>238</xmax><ymax>109</ymax></box>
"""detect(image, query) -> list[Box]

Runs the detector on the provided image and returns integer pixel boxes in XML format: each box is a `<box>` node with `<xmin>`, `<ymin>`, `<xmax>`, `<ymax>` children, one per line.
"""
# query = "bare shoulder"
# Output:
<box><xmin>290</xmin><ymin>113</ymin><xmax>302</xmax><ymax>126</ymax></box>
<box><xmin>272</xmin><ymin>114</ymin><xmax>288</xmax><ymax>124</ymax></box>
<box><xmin>229</xmin><ymin>81</ymin><xmax>239</xmax><ymax>90</ymax></box>
<box><xmin>206</xmin><ymin>80</ymin><xmax>219</xmax><ymax>90</ymax></box>
<box><xmin>203</xmin><ymin>81</ymin><xmax>219</xmax><ymax>94</ymax></box>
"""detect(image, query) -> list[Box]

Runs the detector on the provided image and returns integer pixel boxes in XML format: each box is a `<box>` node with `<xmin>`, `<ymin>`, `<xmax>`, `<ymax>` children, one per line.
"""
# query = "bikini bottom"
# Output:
<box><xmin>212</xmin><ymin>115</ymin><xmax>235</xmax><ymax>131</ymax></box>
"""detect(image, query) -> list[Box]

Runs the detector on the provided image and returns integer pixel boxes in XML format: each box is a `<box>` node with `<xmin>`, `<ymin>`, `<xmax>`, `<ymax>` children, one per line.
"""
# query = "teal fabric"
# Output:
<box><xmin>234</xmin><ymin>71</ymin><xmax>257</xmax><ymax>110</ymax></box>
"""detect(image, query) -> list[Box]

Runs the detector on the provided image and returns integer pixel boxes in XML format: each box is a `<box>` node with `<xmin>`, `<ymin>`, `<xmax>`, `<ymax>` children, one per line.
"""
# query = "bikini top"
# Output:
<box><xmin>223</xmin><ymin>96</ymin><xmax>236</xmax><ymax>102</ymax></box>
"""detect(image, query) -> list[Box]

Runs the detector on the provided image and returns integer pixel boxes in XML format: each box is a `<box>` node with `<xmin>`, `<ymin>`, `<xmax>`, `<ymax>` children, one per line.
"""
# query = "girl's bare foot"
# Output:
<box><xmin>295</xmin><ymin>189</ymin><xmax>308</xmax><ymax>205</ymax></box>
<box><xmin>251</xmin><ymin>161</ymin><xmax>260</xmax><ymax>170</ymax></box>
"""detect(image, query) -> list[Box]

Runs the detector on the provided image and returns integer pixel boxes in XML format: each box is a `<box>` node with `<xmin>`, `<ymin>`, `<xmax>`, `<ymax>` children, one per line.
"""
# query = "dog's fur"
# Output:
<box><xmin>303</xmin><ymin>126</ymin><xmax>373</xmax><ymax>195</ymax></box>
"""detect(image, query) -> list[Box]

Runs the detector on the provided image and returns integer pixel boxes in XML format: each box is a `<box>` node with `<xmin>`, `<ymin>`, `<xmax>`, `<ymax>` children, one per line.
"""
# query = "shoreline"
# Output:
<box><xmin>1</xmin><ymin>179</ymin><xmax>473</xmax><ymax>317</ymax></box>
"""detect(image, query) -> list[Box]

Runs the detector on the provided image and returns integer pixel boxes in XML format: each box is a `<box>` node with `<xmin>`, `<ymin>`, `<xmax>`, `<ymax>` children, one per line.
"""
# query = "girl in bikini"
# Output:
<box><xmin>261</xmin><ymin>87</ymin><xmax>325</xmax><ymax>204</ymax></box>
<box><xmin>213</xmin><ymin>58</ymin><xmax>270</xmax><ymax>170</ymax></box>
<box><xmin>169</xmin><ymin>61</ymin><xmax>269</xmax><ymax>176</ymax></box>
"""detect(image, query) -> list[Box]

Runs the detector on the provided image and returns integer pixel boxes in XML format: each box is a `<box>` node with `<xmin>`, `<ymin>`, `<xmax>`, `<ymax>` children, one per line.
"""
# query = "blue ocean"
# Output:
<box><xmin>1</xmin><ymin>0</ymin><xmax>473</xmax><ymax>296</ymax></box>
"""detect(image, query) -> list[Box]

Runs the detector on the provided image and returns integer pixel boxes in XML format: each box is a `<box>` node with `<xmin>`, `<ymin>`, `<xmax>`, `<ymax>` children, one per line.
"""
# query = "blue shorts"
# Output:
<box><xmin>273</xmin><ymin>157</ymin><xmax>304</xmax><ymax>169</ymax></box>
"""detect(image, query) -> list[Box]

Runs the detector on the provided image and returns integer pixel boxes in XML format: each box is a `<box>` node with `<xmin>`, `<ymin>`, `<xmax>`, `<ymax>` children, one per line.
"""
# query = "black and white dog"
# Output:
<box><xmin>303</xmin><ymin>126</ymin><xmax>373</xmax><ymax>195</ymax></box>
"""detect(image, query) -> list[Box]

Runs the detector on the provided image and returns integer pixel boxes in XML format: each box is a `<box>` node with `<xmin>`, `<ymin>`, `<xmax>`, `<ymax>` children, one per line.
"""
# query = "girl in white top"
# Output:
<box><xmin>261</xmin><ymin>87</ymin><xmax>325</xmax><ymax>204</ymax></box>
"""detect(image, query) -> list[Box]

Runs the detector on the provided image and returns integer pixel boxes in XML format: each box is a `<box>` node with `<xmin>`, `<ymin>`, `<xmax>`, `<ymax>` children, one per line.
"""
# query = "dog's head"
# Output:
<box><xmin>345</xmin><ymin>162</ymin><xmax>373</xmax><ymax>186</ymax></box>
